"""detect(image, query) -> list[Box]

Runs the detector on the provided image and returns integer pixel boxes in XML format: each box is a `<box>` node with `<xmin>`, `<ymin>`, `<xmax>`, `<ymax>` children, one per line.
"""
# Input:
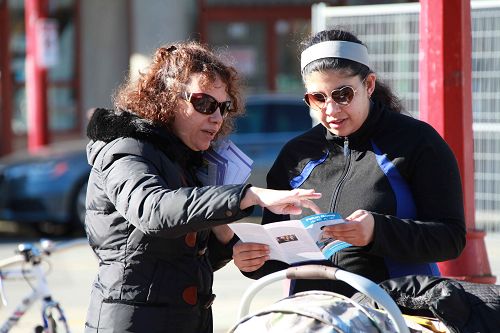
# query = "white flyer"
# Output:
<box><xmin>229</xmin><ymin>213</ymin><xmax>351</xmax><ymax>264</ymax></box>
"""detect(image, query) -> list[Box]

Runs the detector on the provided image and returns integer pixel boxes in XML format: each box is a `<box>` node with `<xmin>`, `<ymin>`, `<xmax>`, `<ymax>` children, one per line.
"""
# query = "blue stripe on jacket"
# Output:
<box><xmin>371</xmin><ymin>140</ymin><xmax>440</xmax><ymax>277</ymax></box>
<box><xmin>290</xmin><ymin>151</ymin><xmax>329</xmax><ymax>188</ymax></box>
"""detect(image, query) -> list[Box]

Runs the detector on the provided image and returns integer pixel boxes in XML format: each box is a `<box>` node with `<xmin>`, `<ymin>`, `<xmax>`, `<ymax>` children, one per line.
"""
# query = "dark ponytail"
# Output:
<box><xmin>371</xmin><ymin>80</ymin><xmax>403</xmax><ymax>113</ymax></box>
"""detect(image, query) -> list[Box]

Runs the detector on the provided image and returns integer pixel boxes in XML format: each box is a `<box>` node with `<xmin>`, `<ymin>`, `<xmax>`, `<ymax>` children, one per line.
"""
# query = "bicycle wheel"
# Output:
<box><xmin>46</xmin><ymin>314</ymin><xmax>57</xmax><ymax>333</ymax></box>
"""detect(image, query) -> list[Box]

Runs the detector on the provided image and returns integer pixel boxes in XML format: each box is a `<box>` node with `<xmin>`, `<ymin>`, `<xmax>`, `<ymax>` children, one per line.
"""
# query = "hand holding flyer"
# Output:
<box><xmin>229</xmin><ymin>213</ymin><xmax>352</xmax><ymax>264</ymax></box>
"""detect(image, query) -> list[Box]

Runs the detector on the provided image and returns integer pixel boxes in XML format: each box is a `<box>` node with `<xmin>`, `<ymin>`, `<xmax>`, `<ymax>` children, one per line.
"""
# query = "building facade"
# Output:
<box><xmin>0</xmin><ymin>0</ymin><xmax>414</xmax><ymax>154</ymax></box>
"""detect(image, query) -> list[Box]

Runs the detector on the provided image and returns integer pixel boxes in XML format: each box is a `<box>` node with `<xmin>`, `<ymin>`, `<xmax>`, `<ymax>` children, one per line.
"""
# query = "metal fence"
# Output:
<box><xmin>312</xmin><ymin>1</ymin><xmax>500</xmax><ymax>230</ymax></box>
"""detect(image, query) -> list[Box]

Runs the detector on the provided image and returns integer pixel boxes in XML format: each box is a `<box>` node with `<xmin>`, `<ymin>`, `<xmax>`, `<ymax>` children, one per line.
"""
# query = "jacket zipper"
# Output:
<box><xmin>330</xmin><ymin>136</ymin><xmax>351</xmax><ymax>212</ymax></box>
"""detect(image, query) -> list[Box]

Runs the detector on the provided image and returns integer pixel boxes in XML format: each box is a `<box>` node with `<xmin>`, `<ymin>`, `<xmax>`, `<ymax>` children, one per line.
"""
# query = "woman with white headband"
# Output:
<box><xmin>233</xmin><ymin>29</ymin><xmax>466</xmax><ymax>297</ymax></box>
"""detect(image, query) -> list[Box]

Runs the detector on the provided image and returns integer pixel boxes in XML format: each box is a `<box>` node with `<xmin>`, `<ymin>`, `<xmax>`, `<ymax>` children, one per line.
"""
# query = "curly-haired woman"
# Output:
<box><xmin>83</xmin><ymin>41</ymin><xmax>321</xmax><ymax>333</ymax></box>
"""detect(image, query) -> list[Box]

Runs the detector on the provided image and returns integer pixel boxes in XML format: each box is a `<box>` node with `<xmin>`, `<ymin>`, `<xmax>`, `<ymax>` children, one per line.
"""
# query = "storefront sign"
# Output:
<box><xmin>36</xmin><ymin>18</ymin><xmax>59</xmax><ymax>68</ymax></box>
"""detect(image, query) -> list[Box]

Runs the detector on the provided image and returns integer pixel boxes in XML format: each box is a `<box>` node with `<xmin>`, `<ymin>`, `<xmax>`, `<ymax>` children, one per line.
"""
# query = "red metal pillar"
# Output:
<box><xmin>266</xmin><ymin>19</ymin><xmax>277</xmax><ymax>92</ymax></box>
<box><xmin>419</xmin><ymin>0</ymin><xmax>495</xmax><ymax>283</ymax></box>
<box><xmin>0</xmin><ymin>0</ymin><xmax>13</xmax><ymax>156</ymax></box>
<box><xmin>25</xmin><ymin>0</ymin><xmax>49</xmax><ymax>152</ymax></box>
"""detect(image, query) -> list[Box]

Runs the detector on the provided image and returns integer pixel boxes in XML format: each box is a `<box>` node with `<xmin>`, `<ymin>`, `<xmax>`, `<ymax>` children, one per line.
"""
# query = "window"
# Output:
<box><xmin>9</xmin><ymin>0</ymin><xmax>78</xmax><ymax>135</ymax></box>
<box><xmin>237</xmin><ymin>99</ymin><xmax>311</xmax><ymax>134</ymax></box>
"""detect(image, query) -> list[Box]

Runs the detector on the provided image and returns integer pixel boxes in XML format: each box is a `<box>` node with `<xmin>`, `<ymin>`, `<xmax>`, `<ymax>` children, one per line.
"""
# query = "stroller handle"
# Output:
<box><xmin>285</xmin><ymin>265</ymin><xmax>339</xmax><ymax>280</ymax></box>
<box><xmin>238</xmin><ymin>265</ymin><xmax>410</xmax><ymax>333</ymax></box>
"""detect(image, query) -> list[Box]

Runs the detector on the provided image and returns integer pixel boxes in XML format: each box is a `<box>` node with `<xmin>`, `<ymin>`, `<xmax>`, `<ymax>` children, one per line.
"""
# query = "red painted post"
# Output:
<box><xmin>0</xmin><ymin>0</ymin><xmax>13</xmax><ymax>156</ymax></box>
<box><xmin>419</xmin><ymin>0</ymin><xmax>495</xmax><ymax>283</ymax></box>
<box><xmin>25</xmin><ymin>0</ymin><xmax>49</xmax><ymax>152</ymax></box>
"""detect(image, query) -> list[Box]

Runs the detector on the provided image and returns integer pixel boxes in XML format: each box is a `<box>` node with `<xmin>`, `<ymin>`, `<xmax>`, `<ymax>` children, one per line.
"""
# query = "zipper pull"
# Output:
<box><xmin>343</xmin><ymin>137</ymin><xmax>350</xmax><ymax>156</ymax></box>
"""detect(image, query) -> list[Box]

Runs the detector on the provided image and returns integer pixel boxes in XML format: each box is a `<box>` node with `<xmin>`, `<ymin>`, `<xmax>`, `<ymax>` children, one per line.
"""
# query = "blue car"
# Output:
<box><xmin>0</xmin><ymin>141</ymin><xmax>90</xmax><ymax>235</ymax></box>
<box><xmin>0</xmin><ymin>94</ymin><xmax>312</xmax><ymax>235</ymax></box>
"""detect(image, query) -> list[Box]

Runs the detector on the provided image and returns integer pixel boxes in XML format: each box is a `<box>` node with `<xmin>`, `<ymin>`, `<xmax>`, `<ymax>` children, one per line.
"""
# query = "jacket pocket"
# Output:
<box><xmin>146</xmin><ymin>258</ymin><xmax>202</xmax><ymax>308</ymax></box>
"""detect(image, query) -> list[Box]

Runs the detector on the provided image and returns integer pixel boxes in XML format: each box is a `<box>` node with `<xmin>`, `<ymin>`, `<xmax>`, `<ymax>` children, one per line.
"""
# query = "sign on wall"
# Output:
<box><xmin>36</xmin><ymin>18</ymin><xmax>59</xmax><ymax>68</ymax></box>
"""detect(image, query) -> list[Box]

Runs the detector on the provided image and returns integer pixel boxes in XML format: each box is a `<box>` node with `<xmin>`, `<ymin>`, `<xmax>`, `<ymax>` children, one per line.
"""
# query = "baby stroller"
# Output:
<box><xmin>229</xmin><ymin>265</ymin><xmax>414</xmax><ymax>333</ymax></box>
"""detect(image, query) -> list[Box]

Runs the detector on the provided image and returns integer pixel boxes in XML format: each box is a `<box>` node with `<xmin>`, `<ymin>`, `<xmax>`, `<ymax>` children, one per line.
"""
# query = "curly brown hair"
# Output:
<box><xmin>113</xmin><ymin>41</ymin><xmax>243</xmax><ymax>138</ymax></box>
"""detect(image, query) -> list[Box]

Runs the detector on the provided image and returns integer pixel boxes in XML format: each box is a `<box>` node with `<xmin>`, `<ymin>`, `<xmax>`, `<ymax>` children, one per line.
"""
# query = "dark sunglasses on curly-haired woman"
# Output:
<box><xmin>180</xmin><ymin>92</ymin><xmax>233</xmax><ymax>118</ymax></box>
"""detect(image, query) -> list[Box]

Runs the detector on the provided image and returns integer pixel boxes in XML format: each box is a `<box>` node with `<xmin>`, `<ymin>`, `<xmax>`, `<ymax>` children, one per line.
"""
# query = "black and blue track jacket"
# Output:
<box><xmin>244</xmin><ymin>101</ymin><xmax>466</xmax><ymax>297</ymax></box>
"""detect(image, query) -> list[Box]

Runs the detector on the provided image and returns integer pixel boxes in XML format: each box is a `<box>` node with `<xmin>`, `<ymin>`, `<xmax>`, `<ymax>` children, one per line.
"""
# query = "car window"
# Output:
<box><xmin>236</xmin><ymin>102</ymin><xmax>311</xmax><ymax>134</ymax></box>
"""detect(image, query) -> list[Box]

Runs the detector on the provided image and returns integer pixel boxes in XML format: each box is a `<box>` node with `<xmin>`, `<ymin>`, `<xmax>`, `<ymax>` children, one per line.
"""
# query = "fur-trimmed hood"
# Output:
<box><xmin>86</xmin><ymin>108</ymin><xmax>202</xmax><ymax>168</ymax></box>
<box><xmin>87</xmin><ymin>108</ymin><xmax>162</xmax><ymax>143</ymax></box>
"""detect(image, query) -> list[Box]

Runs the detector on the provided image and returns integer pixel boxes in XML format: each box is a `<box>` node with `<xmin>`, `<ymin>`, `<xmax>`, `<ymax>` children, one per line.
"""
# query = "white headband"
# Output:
<box><xmin>300</xmin><ymin>40</ymin><xmax>370</xmax><ymax>71</ymax></box>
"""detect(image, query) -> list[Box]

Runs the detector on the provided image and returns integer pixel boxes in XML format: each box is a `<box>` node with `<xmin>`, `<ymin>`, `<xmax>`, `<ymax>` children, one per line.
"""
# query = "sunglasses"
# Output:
<box><xmin>180</xmin><ymin>92</ymin><xmax>233</xmax><ymax>117</ymax></box>
<box><xmin>304</xmin><ymin>85</ymin><xmax>359</xmax><ymax>110</ymax></box>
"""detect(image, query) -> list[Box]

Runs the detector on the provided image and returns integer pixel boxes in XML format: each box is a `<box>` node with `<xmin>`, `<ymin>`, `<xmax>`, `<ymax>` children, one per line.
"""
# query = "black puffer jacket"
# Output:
<box><xmin>84</xmin><ymin>108</ymin><xmax>252</xmax><ymax>333</ymax></box>
<box><xmin>352</xmin><ymin>275</ymin><xmax>500</xmax><ymax>333</ymax></box>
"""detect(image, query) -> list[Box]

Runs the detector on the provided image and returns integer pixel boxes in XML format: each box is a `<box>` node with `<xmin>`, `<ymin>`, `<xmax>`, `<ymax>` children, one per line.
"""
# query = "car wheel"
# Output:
<box><xmin>36</xmin><ymin>221</ymin><xmax>71</xmax><ymax>237</ymax></box>
<box><xmin>74</xmin><ymin>180</ymin><xmax>87</xmax><ymax>228</ymax></box>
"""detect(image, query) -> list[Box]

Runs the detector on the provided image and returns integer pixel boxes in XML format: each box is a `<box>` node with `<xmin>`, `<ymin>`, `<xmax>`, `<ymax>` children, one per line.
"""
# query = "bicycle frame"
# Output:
<box><xmin>0</xmin><ymin>242</ymin><xmax>72</xmax><ymax>333</ymax></box>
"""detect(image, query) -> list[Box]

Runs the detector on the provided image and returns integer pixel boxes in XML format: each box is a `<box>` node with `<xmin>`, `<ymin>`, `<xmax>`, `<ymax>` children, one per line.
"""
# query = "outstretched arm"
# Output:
<box><xmin>240</xmin><ymin>187</ymin><xmax>322</xmax><ymax>215</ymax></box>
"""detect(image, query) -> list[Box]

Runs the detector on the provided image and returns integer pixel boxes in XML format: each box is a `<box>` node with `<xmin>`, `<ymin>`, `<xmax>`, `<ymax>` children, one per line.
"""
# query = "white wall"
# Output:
<box><xmin>79</xmin><ymin>0</ymin><xmax>196</xmax><ymax>129</ymax></box>
<box><xmin>128</xmin><ymin>0</ymin><xmax>196</xmax><ymax>79</ymax></box>
<box><xmin>80</xmin><ymin>0</ymin><xmax>130</xmax><ymax>114</ymax></box>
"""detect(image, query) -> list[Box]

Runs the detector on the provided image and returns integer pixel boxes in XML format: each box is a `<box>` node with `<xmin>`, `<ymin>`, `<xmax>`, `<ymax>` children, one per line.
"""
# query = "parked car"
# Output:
<box><xmin>0</xmin><ymin>141</ymin><xmax>90</xmax><ymax>235</ymax></box>
<box><xmin>0</xmin><ymin>94</ymin><xmax>312</xmax><ymax>235</ymax></box>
